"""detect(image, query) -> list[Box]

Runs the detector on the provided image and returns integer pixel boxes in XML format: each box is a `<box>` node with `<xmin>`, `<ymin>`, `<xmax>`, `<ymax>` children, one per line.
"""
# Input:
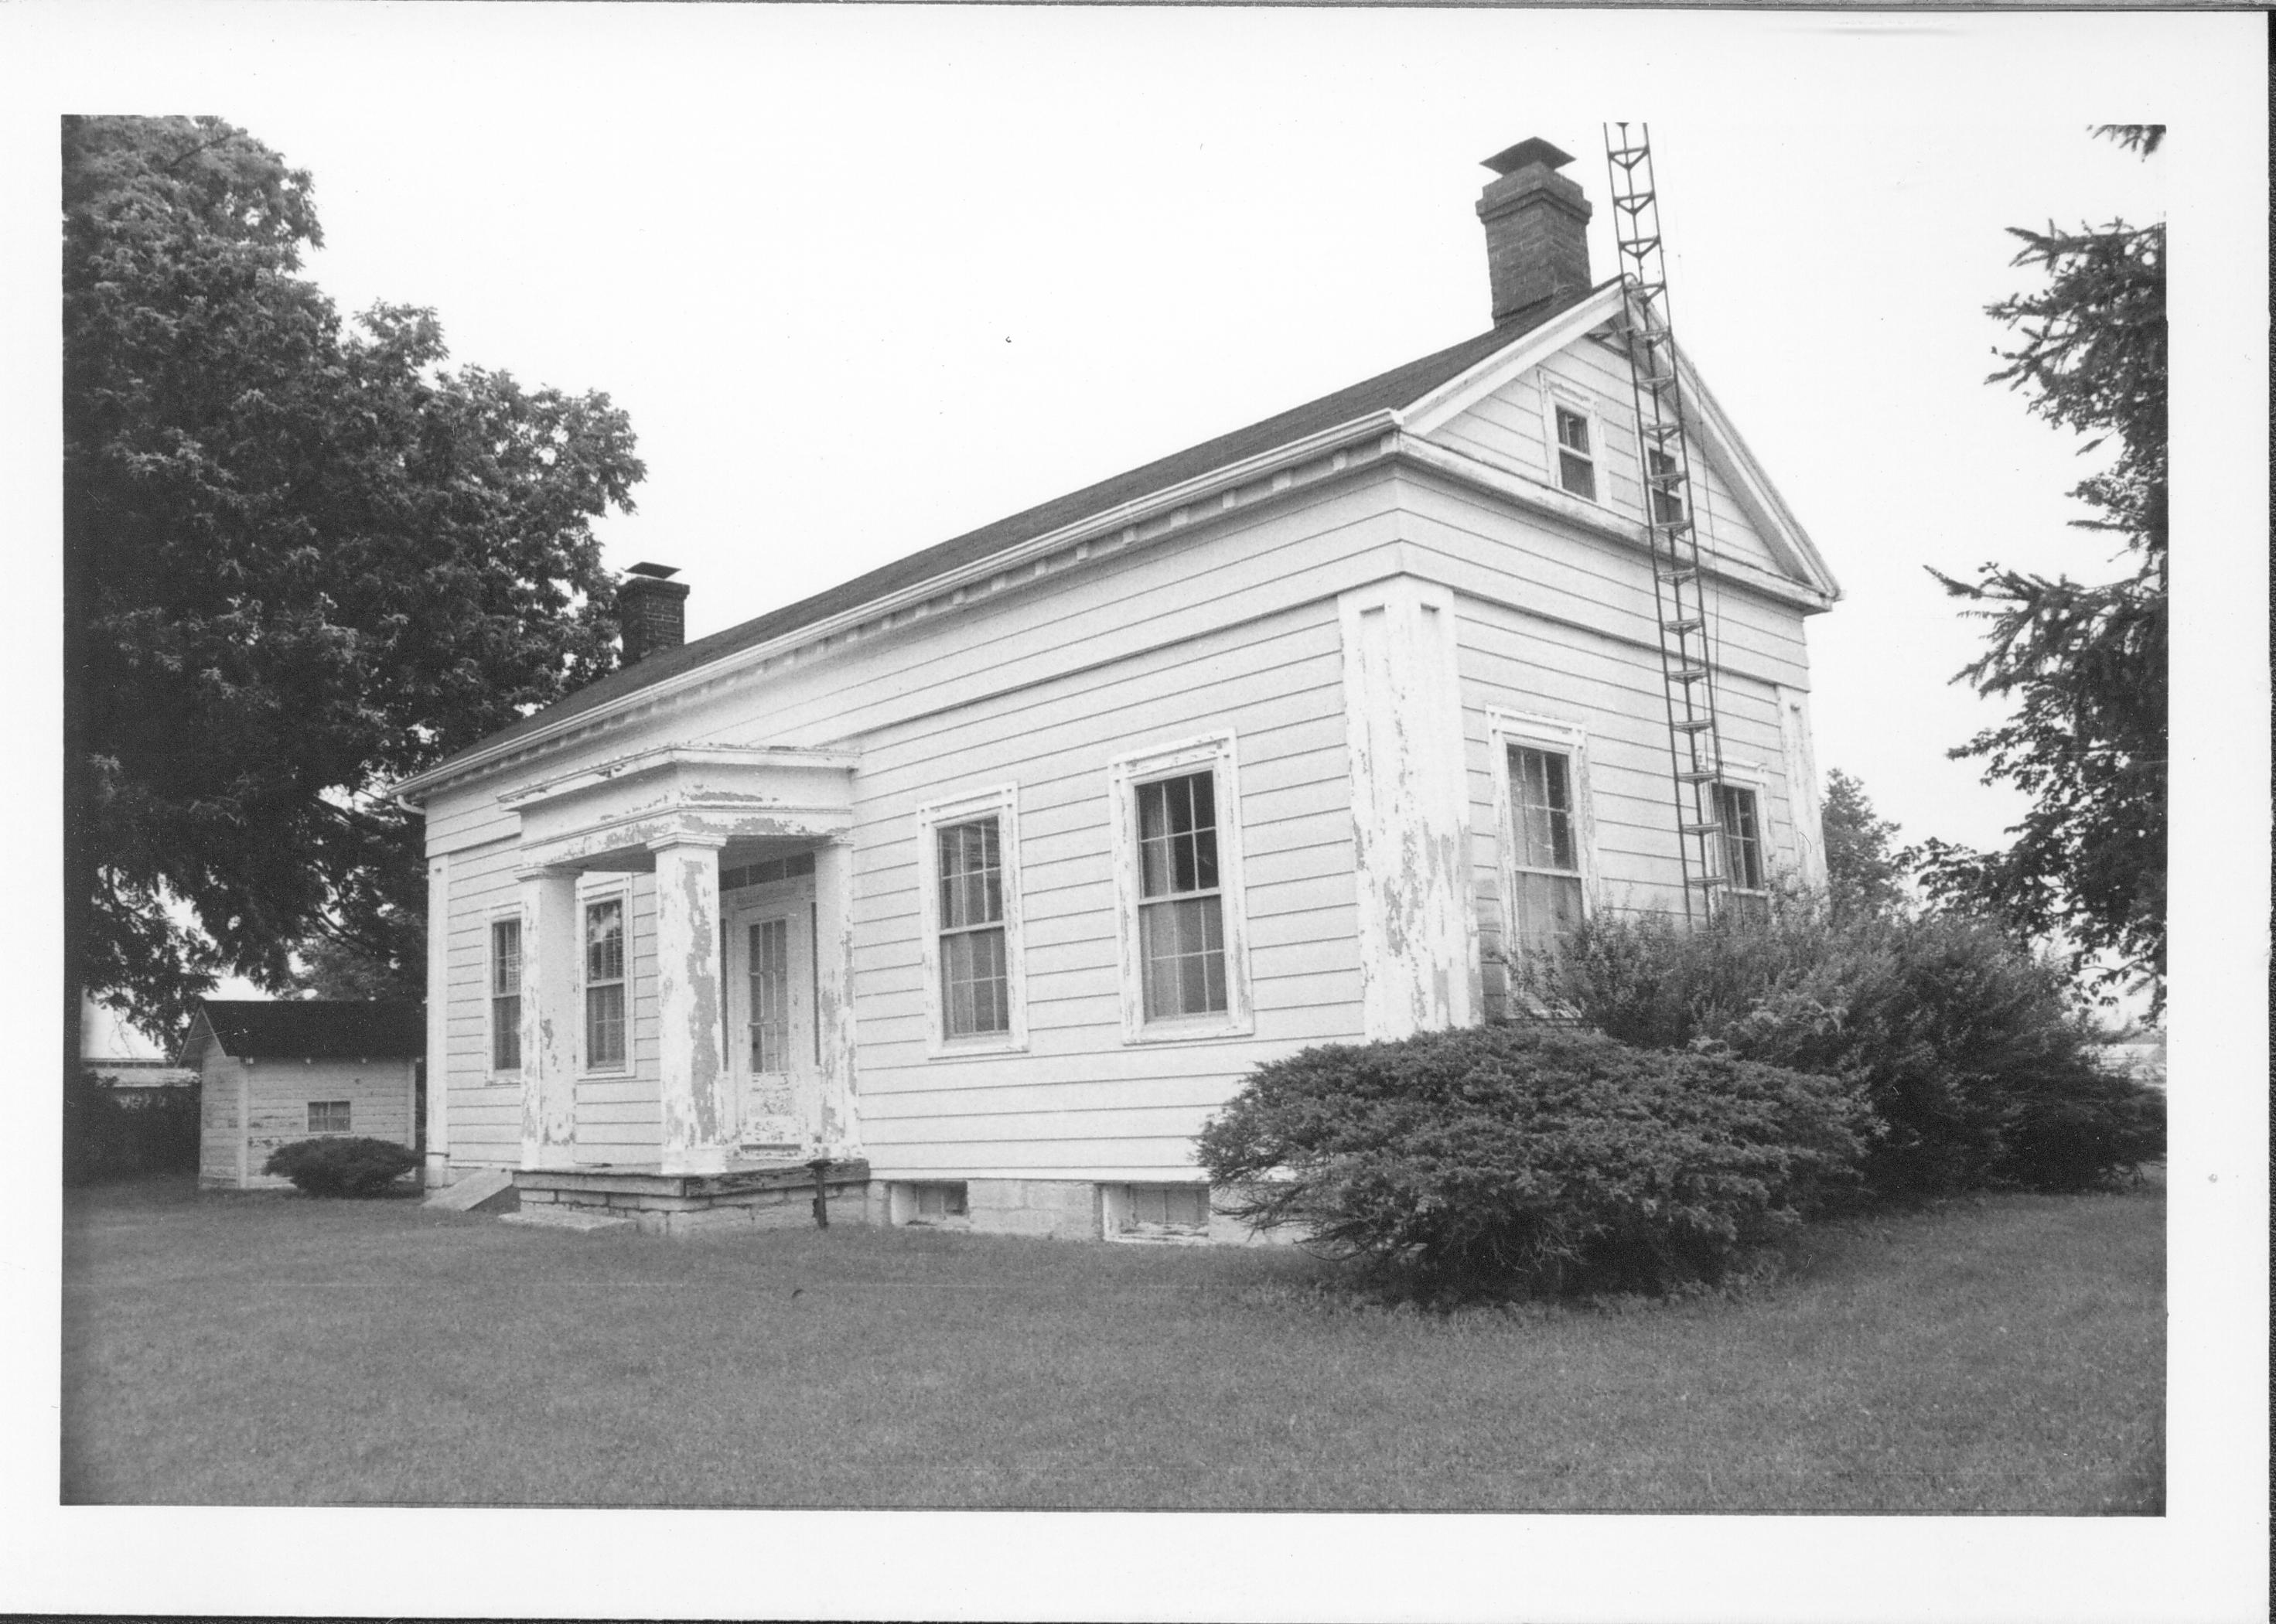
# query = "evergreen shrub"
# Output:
<box><xmin>1543</xmin><ymin>899</ymin><xmax>2165</xmax><ymax>1196</ymax></box>
<box><xmin>262</xmin><ymin>1136</ymin><xmax>420</xmax><ymax>1196</ymax></box>
<box><xmin>1196</xmin><ymin>1023</ymin><xmax>1873</xmax><ymax>1301</ymax></box>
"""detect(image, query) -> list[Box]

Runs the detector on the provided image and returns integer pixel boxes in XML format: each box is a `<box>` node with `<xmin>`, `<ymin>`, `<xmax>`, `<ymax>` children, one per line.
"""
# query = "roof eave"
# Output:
<box><xmin>391</xmin><ymin>407</ymin><xmax>1407</xmax><ymax>807</ymax></box>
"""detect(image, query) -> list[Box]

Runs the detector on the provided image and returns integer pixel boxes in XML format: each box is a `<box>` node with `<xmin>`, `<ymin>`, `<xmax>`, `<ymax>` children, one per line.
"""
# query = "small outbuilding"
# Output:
<box><xmin>183</xmin><ymin>1001</ymin><xmax>424</xmax><ymax>1189</ymax></box>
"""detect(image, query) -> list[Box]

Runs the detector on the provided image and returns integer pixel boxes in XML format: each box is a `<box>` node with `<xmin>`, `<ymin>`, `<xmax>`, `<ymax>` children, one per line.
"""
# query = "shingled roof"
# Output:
<box><xmin>411</xmin><ymin>282</ymin><xmax>1613</xmax><ymax>784</ymax></box>
<box><xmin>188</xmin><ymin>1000</ymin><xmax>425</xmax><ymax>1062</ymax></box>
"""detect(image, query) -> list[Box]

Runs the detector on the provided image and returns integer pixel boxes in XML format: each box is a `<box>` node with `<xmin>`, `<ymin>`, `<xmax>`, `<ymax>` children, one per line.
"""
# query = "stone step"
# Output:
<box><xmin>499</xmin><ymin>1206</ymin><xmax>636</xmax><ymax>1233</ymax></box>
<box><xmin>423</xmin><ymin>1167</ymin><xmax>518</xmax><ymax>1213</ymax></box>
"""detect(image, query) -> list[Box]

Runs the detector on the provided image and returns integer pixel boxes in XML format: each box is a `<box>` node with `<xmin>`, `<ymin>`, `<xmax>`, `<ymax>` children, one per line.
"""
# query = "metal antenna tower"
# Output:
<box><xmin>1603</xmin><ymin>122</ymin><xmax>1727</xmax><ymax>924</ymax></box>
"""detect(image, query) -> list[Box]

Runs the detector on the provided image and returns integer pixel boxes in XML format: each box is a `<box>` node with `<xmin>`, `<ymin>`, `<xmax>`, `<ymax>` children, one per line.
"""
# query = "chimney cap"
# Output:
<box><xmin>626</xmin><ymin>561</ymin><xmax>681</xmax><ymax>580</ymax></box>
<box><xmin>1482</xmin><ymin>137</ymin><xmax>1575</xmax><ymax>177</ymax></box>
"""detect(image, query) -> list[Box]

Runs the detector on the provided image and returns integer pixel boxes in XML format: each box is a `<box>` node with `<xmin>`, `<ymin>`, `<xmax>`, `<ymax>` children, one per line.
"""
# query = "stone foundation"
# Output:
<box><xmin>514</xmin><ymin>1159</ymin><xmax>872</xmax><ymax>1237</ymax></box>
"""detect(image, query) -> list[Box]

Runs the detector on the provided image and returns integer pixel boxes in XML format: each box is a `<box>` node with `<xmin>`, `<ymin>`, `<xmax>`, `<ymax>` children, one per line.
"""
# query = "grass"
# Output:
<box><xmin>60</xmin><ymin>1172</ymin><xmax>2163</xmax><ymax>1511</ymax></box>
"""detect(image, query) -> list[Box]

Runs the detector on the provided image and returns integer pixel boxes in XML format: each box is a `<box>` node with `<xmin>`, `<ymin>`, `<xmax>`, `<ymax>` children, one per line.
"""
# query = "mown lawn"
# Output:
<box><xmin>60</xmin><ymin>1173</ymin><xmax>2163</xmax><ymax>1511</ymax></box>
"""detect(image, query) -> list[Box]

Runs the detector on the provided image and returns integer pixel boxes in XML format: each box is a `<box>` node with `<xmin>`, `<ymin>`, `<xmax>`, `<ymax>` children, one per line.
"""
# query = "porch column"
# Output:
<box><xmin>423</xmin><ymin>853</ymin><xmax>450</xmax><ymax>1182</ymax></box>
<box><xmin>651</xmin><ymin>834</ymin><xmax>732</xmax><ymax>1175</ymax></box>
<box><xmin>812</xmin><ymin>837</ymin><xmax>860</xmax><ymax>1154</ymax></box>
<box><xmin>517</xmin><ymin>865</ymin><xmax>581</xmax><ymax>1170</ymax></box>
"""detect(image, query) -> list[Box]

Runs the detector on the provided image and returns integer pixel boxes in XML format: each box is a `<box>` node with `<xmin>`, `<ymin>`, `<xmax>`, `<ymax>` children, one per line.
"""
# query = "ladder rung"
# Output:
<box><xmin>1680</xmin><ymin>821</ymin><xmax>1723</xmax><ymax>838</ymax></box>
<box><xmin>1659</xmin><ymin>568</ymin><xmax>1700</xmax><ymax>586</ymax></box>
<box><xmin>1675</xmin><ymin>768</ymin><xmax>1720</xmax><ymax>784</ymax></box>
<box><xmin>1666</xmin><ymin>616</ymin><xmax>1704</xmax><ymax>635</ymax></box>
<box><xmin>1671</xmin><ymin>717</ymin><xmax>1715</xmax><ymax>733</ymax></box>
<box><xmin>1667</xmin><ymin>666</ymin><xmax>1709</xmax><ymax>683</ymax></box>
<box><xmin>1619</xmin><ymin>237</ymin><xmax>1662</xmax><ymax>259</ymax></box>
<box><xmin>1687</xmin><ymin>874</ymin><xmax>1727</xmax><ymax>889</ymax></box>
<box><xmin>1650</xmin><ymin>517</ymin><xmax>1694</xmax><ymax>537</ymax></box>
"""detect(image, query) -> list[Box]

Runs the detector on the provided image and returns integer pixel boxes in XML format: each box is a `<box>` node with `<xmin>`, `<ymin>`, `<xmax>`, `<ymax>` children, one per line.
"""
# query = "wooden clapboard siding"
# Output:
<box><xmin>1433</xmin><ymin>339</ymin><xmax>1786</xmax><ymax>581</ymax></box>
<box><xmin>438</xmin><ymin>835</ymin><xmax>524</xmax><ymax>1165</ymax></box>
<box><xmin>846</xmin><ymin>588</ymin><xmax>1360</xmax><ymax>1178</ymax></box>
<box><xmin>233</xmin><ymin>1059</ymin><xmax>418</xmax><ymax>1188</ymax></box>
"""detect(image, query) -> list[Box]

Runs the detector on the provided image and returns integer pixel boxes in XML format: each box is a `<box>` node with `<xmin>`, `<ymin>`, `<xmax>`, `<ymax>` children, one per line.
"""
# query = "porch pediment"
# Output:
<box><xmin>502</xmin><ymin>744</ymin><xmax>858</xmax><ymax>870</ymax></box>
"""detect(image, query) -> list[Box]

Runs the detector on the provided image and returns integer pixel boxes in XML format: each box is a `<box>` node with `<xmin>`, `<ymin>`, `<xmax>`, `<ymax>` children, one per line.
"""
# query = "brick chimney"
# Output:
<box><xmin>617</xmin><ymin>562</ymin><xmax>688</xmax><ymax>665</ymax></box>
<box><xmin>1476</xmin><ymin>137</ymin><xmax>1594</xmax><ymax>324</ymax></box>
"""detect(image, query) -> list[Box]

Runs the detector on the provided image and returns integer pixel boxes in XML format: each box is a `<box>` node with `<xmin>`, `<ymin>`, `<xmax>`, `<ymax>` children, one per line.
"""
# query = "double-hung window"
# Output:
<box><xmin>1110</xmin><ymin>734</ymin><xmax>1251</xmax><ymax>1042</ymax></box>
<box><xmin>1507</xmin><ymin>744</ymin><xmax>1585</xmax><ymax>959</ymax></box>
<box><xmin>1553</xmin><ymin>403</ymin><xmax>1597</xmax><ymax>501</ymax></box>
<box><xmin>1136</xmin><ymin>772</ymin><xmax>1227</xmax><ymax>1020</ymax></box>
<box><xmin>583</xmin><ymin>896</ymin><xmax>626</xmax><ymax>1070</ymax></box>
<box><xmin>917</xmin><ymin>786</ymin><xmax>1025</xmax><ymax>1055</ymax></box>
<box><xmin>937</xmin><ymin>818</ymin><xmax>1009</xmax><ymax>1038</ymax></box>
<box><xmin>1490</xmin><ymin>711</ymin><xmax>1598</xmax><ymax>995</ymax></box>
<box><xmin>1646</xmin><ymin>445</ymin><xmax>1685</xmax><ymax>526</ymax></box>
<box><xmin>490</xmin><ymin>917</ymin><xmax>523</xmax><ymax>1073</ymax></box>
<box><xmin>1715</xmin><ymin>782</ymin><xmax>1767</xmax><ymax>912</ymax></box>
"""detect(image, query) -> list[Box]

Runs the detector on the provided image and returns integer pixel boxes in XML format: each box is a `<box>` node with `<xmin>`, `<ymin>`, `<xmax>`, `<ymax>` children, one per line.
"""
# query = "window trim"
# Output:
<box><xmin>1108</xmin><ymin>732</ymin><xmax>1254</xmax><ymax>1044</ymax></box>
<box><xmin>576</xmin><ymin>878</ymin><xmax>633</xmax><ymax>1078</ymax></box>
<box><xmin>916</xmin><ymin>784</ymin><xmax>1028</xmax><ymax>1059</ymax></box>
<box><xmin>1541</xmin><ymin>387</ymin><xmax>1602</xmax><ymax>506</ymax></box>
<box><xmin>486</xmin><ymin>908</ymin><xmax>524</xmax><ymax>1083</ymax></box>
<box><xmin>1488</xmin><ymin>709</ymin><xmax>1600</xmax><ymax>988</ymax></box>
<box><xmin>1712</xmin><ymin>764</ymin><xmax>1773</xmax><ymax>899</ymax></box>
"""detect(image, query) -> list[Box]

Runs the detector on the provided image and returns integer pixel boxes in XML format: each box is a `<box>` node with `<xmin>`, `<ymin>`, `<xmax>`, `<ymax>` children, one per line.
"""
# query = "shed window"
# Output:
<box><xmin>937</xmin><ymin>817</ymin><xmax>1010</xmax><ymax>1038</ymax></box>
<box><xmin>1136</xmin><ymin>772</ymin><xmax>1227</xmax><ymax>1020</ymax></box>
<box><xmin>1554</xmin><ymin>405</ymin><xmax>1597</xmax><ymax>501</ymax></box>
<box><xmin>490</xmin><ymin>918</ymin><xmax>522</xmax><ymax>1072</ymax></box>
<box><xmin>1508</xmin><ymin>745</ymin><xmax>1585</xmax><ymax>960</ymax></box>
<box><xmin>584</xmin><ymin>897</ymin><xmax>626</xmax><ymax>1070</ymax></box>
<box><xmin>307</xmin><ymin>1100</ymin><xmax>351</xmax><ymax>1134</ymax></box>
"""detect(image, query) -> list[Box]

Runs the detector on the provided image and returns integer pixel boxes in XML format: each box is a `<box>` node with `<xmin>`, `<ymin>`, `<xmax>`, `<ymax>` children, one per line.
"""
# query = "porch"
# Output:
<box><xmin>510</xmin><ymin>1156</ymin><xmax>875</xmax><ymax>1237</ymax></box>
<box><xmin>496</xmin><ymin>744</ymin><xmax>862</xmax><ymax>1176</ymax></box>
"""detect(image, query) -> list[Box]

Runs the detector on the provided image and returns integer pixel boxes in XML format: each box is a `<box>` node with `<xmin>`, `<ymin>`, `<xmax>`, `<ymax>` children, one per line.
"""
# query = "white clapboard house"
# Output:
<box><xmin>392</xmin><ymin>137</ymin><xmax>1838</xmax><ymax>1238</ymax></box>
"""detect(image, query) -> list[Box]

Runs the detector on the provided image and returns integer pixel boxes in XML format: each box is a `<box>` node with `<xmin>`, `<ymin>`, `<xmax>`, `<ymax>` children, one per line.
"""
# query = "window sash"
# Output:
<box><xmin>1717</xmin><ymin>785</ymin><xmax>1765</xmax><ymax>891</ymax></box>
<box><xmin>1647</xmin><ymin>446</ymin><xmax>1684</xmax><ymax>524</ymax></box>
<box><xmin>940</xmin><ymin>924</ymin><xmax>1010</xmax><ymax>1038</ymax></box>
<box><xmin>307</xmin><ymin>1100</ymin><xmax>351</xmax><ymax>1134</ymax></box>
<box><xmin>490</xmin><ymin>919</ymin><xmax>522</xmax><ymax>1072</ymax></box>
<box><xmin>1509</xmin><ymin>745</ymin><xmax>1578</xmax><ymax>873</ymax></box>
<box><xmin>749</xmin><ymin>916</ymin><xmax>790</xmax><ymax>1073</ymax></box>
<box><xmin>936</xmin><ymin>817</ymin><xmax>1003</xmax><ymax>931</ymax></box>
<box><xmin>1139</xmin><ymin>893</ymin><xmax>1227</xmax><ymax>1019</ymax></box>
<box><xmin>1554</xmin><ymin>407</ymin><xmax>1596</xmax><ymax>500</ymax></box>
<box><xmin>584</xmin><ymin>898</ymin><xmax>626</xmax><ymax>1070</ymax></box>
<box><xmin>1137</xmin><ymin>773</ymin><xmax>1219</xmax><ymax>899</ymax></box>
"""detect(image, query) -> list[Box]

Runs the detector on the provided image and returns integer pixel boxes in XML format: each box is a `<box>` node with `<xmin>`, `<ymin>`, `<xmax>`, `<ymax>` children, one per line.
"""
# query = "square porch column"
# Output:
<box><xmin>517</xmin><ymin>865</ymin><xmax>582</xmax><ymax>1170</ymax></box>
<box><xmin>651</xmin><ymin>834</ymin><xmax>733</xmax><ymax>1175</ymax></box>
<box><xmin>812</xmin><ymin>837</ymin><xmax>859</xmax><ymax>1155</ymax></box>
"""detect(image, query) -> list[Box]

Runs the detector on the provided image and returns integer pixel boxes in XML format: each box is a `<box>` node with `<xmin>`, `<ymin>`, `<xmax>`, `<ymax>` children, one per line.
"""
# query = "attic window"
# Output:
<box><xmin>1554</xmin><ymin>405</ymin><xmax>1596</xmax><ymax>501</ymax></box>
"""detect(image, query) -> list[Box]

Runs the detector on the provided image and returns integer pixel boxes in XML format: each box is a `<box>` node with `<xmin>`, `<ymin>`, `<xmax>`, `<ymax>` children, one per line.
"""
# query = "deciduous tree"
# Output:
<box><xmin>66</xmin><ymin>116</ymin><xmax>643</xmax><ymax>1041</ymax></box>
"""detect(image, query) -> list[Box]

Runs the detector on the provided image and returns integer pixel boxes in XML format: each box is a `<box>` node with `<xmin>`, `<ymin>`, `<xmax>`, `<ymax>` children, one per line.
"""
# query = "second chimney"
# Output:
<box><xmin>1476</xmin><ymin>137</ymin><xmax>1594</xmax><ymax>325</ymax></box>
<box><xmin>618</xmin><ymin>562</ymin><xmax>689</xmax><ymax>665</ymax></box>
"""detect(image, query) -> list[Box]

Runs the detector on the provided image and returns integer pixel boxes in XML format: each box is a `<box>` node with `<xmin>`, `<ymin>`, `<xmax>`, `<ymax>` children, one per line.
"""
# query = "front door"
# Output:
<box><xmin>725</xmin><ymin>892</ymin><xmax>815</xmax><ymax>1155</ymax></box>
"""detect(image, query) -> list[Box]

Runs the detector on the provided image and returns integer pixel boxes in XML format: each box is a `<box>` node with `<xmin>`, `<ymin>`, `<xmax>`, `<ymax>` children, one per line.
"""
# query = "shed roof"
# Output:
<box><xmin>188</xmin><ymin>1001</ymin><xmax>425</xmax><ymax>1062</ymax></box>
<box><xmin>409</xmin><ymin>283</ymin><xmax>1613</xmax><ymax>786</ymax></box>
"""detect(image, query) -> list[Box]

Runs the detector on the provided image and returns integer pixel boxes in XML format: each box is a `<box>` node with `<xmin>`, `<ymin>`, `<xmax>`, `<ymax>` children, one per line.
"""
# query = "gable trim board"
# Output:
<box><xmin>393</xmin><ymin>292</ymin><xmax>1831</xmax><ymax>810</ymax></box>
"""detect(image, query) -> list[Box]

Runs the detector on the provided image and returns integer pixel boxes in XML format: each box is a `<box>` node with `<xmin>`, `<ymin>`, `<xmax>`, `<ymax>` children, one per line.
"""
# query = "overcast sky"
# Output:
<box><xmin>5</xmin><ymin>11</ymin><xmax>2267</xmax><ymax>1614</ymax></box>
<box><xmin>23</xmin><ymin>7</ymin><xmax>2216</xmax><ymax>865</ymax></box>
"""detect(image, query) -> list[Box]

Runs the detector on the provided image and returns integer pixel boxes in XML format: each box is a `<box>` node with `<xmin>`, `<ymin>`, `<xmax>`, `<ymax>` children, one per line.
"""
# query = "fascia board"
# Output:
<box><xmin>391</xmin><ymin>410</ymin><xmax>1402</xmax><ymax>808</ymax></box>
<box><xmin>1396</xmin><ymin>284</ymin><xmax>1630</xmax><ymax>438</ymax></box>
